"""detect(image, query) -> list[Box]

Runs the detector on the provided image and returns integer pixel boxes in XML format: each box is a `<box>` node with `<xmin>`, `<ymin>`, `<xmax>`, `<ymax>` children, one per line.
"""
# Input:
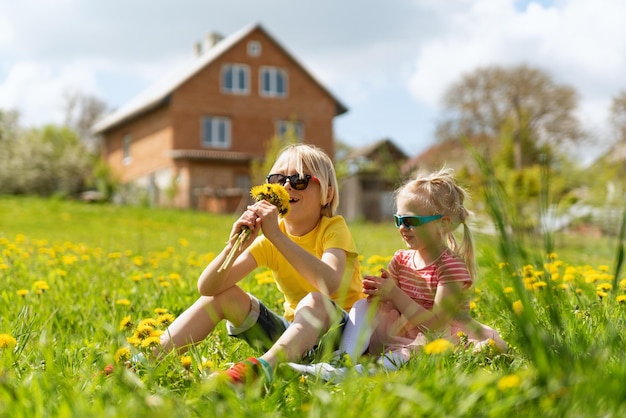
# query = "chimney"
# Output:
<box><xmin>194</xmin><ymin>32</ymin><xmax>224</xmax><ymax>56</ymax></box>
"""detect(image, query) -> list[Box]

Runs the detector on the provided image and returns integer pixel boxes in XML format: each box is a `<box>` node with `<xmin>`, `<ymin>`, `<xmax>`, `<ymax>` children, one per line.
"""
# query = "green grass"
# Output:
<box><xmin>1</xmin><ymin>196</ymin><xmax>625</xmax><ymax>417</ymax></box>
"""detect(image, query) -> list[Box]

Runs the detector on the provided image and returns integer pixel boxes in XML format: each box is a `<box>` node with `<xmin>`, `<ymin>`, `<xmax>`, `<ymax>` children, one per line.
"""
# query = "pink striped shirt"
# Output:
<box><xmin>387</xmin><ymin>248</ymin><xmax>472</xmax><ymax>311</ymax></box>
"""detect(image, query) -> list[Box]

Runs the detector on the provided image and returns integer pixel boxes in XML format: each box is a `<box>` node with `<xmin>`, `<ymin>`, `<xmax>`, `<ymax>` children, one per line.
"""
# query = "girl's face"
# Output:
<box><xmin>395</xmin><ymin>197</ymin><xmax>444</xmax><ymax>251</ymax></box>
<box><xmin>269</xmin><ymin>160</ymin><xmax>323</xmax><ymax>227</ymax></box>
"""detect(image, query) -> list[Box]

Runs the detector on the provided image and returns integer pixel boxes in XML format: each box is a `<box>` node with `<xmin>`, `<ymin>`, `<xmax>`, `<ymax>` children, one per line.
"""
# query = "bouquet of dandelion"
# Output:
<box><xmin>218</xmin><ymin>183</ymin><xmax>291</xmax><ymax>272</ymax></box>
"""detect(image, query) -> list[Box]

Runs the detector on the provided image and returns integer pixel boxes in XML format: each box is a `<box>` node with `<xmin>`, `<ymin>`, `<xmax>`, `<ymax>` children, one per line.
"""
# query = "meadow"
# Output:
<box><xmin>1</xmin><ymin>196</ymin><xmax>625</xmax><ymax>417</ymax></box>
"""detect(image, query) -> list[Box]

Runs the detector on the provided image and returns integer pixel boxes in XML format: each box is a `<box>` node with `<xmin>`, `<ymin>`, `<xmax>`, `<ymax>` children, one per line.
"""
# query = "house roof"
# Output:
<box><xmin>346</xmin><ymin>138</ymin><xmax>409</xmax><ymax>161</ymax></box>
<box><xmin>92</xmin><ymin>22</ymin><xmax>348</xmax><ymax>134</ymax></box>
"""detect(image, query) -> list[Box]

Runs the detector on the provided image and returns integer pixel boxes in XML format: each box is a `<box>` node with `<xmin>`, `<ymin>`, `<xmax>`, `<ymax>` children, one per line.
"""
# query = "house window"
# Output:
<box><xmin>260</xmin><ymin>67</ymin><xmax>287</xmax><ymax>97</ymax></box>
<box><xmin>122</xmin><ymin>133</ymin><xmax>132</xmax><ymax>165</ymax></box>
<box><xmin>235</xmin><ymin>174</ymin><xmax>250</xmax><ymax>191</ymax></box>
<box><xmin>222</xmin><ymin>64</ymin><xmax>249</xmax><ymax>94</ymax></box>
<box><xmin>247</xmin><ymin>41</ymin><xmax>261</xmax><ymax>57</ymax></box>
<box><xmin>202</xmin><ymin>116</ymin><xmax>231</xmax><ymax>148</ymax></box>
<box><xmin>276</xmin><ymin>120</ymin><xmax>303</xmax><ymax>141</ymax></box>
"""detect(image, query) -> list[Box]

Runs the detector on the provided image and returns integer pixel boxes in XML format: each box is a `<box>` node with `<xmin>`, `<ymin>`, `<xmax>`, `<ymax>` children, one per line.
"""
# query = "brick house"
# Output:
<box><xmin>92</xmin><ymin>23</ymin><xmax>347</xmax><ymax>212</ymax></box>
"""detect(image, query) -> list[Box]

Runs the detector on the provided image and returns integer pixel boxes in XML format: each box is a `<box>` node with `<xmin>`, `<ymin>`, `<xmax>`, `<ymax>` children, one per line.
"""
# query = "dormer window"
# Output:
<box><xmin>260</xmin><ymin>67</ymin><xmax>287</xmax><ymax>97</ymax></box>
<box><xmin>247</xmin><ymin>41</ymin><xmax>261</xmax><ymax>57</ymax></box>
<box><xmin>222</xmin><ymin>64</ymin><xmax>249</xmax><ymax>94</ymax></box>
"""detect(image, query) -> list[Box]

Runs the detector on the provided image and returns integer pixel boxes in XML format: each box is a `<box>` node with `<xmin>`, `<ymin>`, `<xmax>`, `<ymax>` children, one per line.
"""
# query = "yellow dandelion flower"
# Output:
<box><xmin>143</xmin><ymin>272</ymin><xmax>153</xmax><ymax>279</ymax></box>
<box><xmin>497</xmin><ymin>374</ymin><xmax>521</xmax><ymax>391</ymax></box>
<box><xmin>33</xmin><ymin>280</ymin><xmax>49</xmax><ymax>291</ymax></box>
<box><xmin>178</xmin><ymin>238</ymin><xmax>189</xmax><ymax>247</ymax></box>
<box><xmin>532</xmin><ymin>281</ymin><xmax>547</xmax><ymax>290</ymax></box>
<box><xmin>616</xmin><ymin>295</ymin><xmax>626</xmax><ymax>304</ymax></box>
<box><xmin>119</xmin><ymin>315</ymin><xmax>133</xmax><ymax>331</ymax></box>
<box><xmin>116</xmin><ymin>299</ymin><xmax>131</xmax><ymax>306</ymax></box>
<box><xmin>503</xmin><ymin>286</ymin><xmax>514</xmax><ymax>294</ymax></box>
<box><xmin>469</xmin><ymin>301</ymin><xmax>477</xmax><ymax>310</ymax></box>
<box><xmin>548</xmin><ymin>253</ymin><xmax>558</xmax><ymax>260</ymax></box>
<box><xmin>619</xmin><ymin>278</ymin><xmax>626</xmax><ymax>290</ymax></box>
<box><xmin>114</xmin><ymin>347</ymin><xmax>131</xmax><ymax>363</ymax></box>
<box><xmin>17</xmin><ymin>289</ymin><xmax>29</xmax><ymax>297</ymax></box>
<box><xmin>513</xmin><ymin>300</ymin><xmax>524</xmax><ymax>315</ymax></box>
<box><xmin>199</xmin><ymin>358</ymin><xmax>214</xmax><ymax>371</ymax></box>
<box><xmin>132</xmin><ymin>256</ymin><xmax>144</xmax><ymax>266</ymax></box>
<box><xmin>154</xmin><ymin>308</ymin><xmax>168</xmax><ymax>315</ymax></box>
<box><xmin>140</xmin><ymin>336</ymin><xmax>161</xmax><ymax>348</ymax></box>
<box><xmin>299</xmin><ymin>375</ymin><xmax>308</xmax><ymax>384</ymax></box>
<box><xmin>498</xmin><ymin>262</ymin><xmax>508</xmax><ymax>270</ymax></box>
<box><xmin>0</xmin><ymin>333</ymin><xmax>17</xmax><ymax>349</ymax></box>
<box><xmin>598</xmin><ymin>265</ymin><xmax>610</xmax><ymax>272</ymax></box>
<box><xmin>108</xmin><ymin>252</ymin><xmax>122</xmax><ymax>259</ymax></box>
<box><xmin>168</xmin><ymin>273</ymin><xmax>181</xmax><ymax>281</ymax></box>
<box><xmin>596</xmin><ymin>283</ymin><xmax>613</xmax><ymax>292</ymax></box>
<box><xmin>597</xmin><ymin>291</ymin><xmax>608</xmax><ymax>299</ymax></box>
<box><xmin>126</xmin><ymin>336</ymin><xmax>141</xmax><ymax>347</ymax></box>
<box><xmin>424</xmin><ymin>338</ymin><xmax>454</xmax><ymax>355</ymax></box>
<box><xmin>156</xmin><ymin>313</ymin><xmax>175</xmax><ymax>326</ymax></box>
<box><xmin>159</xmin><ymin>281</ymin><xmax>171</xmax><ymax>288</ymax></box>
<box><xmin>180</xmin><ymin>355</ymin><xmax>193</xmax><ymax>370</ymax></box>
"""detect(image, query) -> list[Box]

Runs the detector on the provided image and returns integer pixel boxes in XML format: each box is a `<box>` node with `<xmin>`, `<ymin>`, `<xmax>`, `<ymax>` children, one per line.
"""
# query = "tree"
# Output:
<box><xmin>437</xmin><ymin>64</ymin><xmax>585</xmax><ymax>170</ymax></box>
<box><xmin>62</xmin><ymin>90</ymin><xmax>108</xmax><ymax>152</ymax></box>
<box><xmin>0</xmin><ymin>109</ymin><xmax>20</xmax><ymax>144</ymax></box>
<box><xmin>0</xmin><ymin>124</ymin><xmax>93</xmax><ymax>197</ymax></box>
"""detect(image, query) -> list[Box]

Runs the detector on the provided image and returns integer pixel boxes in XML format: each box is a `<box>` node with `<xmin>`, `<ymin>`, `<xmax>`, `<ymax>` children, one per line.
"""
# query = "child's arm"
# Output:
<box><xmin>363</xmin><ymin>270</ymin><xmax>463</xmax><ymax>332</ymax></box>
<box><xmin>197</xmin><ymin>208</ymin><xmax>260</xmax><ymax>295</ymax></box>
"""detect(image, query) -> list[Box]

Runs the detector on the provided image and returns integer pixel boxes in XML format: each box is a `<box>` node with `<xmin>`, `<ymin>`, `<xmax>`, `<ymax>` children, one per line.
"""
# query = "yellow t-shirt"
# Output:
<box><xmin>248</xmin><ymin>215</ymin><xmax>364</xmax><ymax>321</ymax></box>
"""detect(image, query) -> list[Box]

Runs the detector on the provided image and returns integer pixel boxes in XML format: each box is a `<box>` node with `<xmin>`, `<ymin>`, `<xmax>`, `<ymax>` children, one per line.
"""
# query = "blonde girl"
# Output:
<box><xmin>340</xmin><ymin>167</ymin><xmax>506</xmax><ymax>369</ymax></box>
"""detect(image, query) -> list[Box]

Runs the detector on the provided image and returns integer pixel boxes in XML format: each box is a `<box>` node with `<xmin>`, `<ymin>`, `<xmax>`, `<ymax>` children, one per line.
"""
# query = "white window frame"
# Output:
<box><xmin>260</xmin><ymin>66</ymin><xmax>287</xmax><ymax>97</ymax></box>
<box><xmin>276</xmin><ymin>120</ymin><xmax>304</xmax><ymax>141</ymax></box>
<box><xmin>201</xmin><ymin>116</ymin><xmax>231</xmax><ymax>149</ymax></box>
<box><xmin>221</xmin><ymin>64</ymin><xmax>249</xmax><ymax>94</ymax></box>
<box><xmin>122</xmin><ymin>133</ymin><xmax>132</xmax><ymax>165</ymax></box>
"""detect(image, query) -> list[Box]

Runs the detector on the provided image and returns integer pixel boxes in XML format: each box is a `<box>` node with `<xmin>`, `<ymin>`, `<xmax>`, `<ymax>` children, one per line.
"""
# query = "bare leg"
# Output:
<box><xmin>260</xmin><ymin>292</ymin><xmax>334</xmax><ymax>369</ymax></box>
<box><xmin>159</xmin><ymin>286</ymin><xmax>252</xmax><ymax>355</ymax></box>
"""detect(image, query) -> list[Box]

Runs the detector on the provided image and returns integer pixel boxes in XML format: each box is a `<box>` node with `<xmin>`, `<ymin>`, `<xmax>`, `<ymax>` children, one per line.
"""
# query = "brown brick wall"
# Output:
<box><xmin>170</xmin><ymin>27</ymin><xmax>336</xmax><ymax>157</ymax></box>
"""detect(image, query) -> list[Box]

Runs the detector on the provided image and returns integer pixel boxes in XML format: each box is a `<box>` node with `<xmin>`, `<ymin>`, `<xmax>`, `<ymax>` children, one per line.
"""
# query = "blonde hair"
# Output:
<box><xmin>271</xmin><ymin>144</ymin><xmax>338</xmax><ymax>217</ymax></box>
<box><xmin>396</xmin><ymin>167</ymin><xmax>476</xmax><ymax>278</ymax></box>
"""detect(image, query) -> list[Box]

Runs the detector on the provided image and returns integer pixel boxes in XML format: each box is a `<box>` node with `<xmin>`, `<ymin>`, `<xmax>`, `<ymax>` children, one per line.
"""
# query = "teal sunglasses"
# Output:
<box><xmin>394</xmin><ymin>214</ymin><xmax>443</xmax><ymax>228</ymax></box>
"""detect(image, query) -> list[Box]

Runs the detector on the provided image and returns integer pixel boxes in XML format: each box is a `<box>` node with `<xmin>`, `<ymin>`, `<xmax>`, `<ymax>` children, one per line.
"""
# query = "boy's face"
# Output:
<box><xmin>269</xmin><ymin>160</ymin><xmax>322</xmax><ymax>225</ymax></box>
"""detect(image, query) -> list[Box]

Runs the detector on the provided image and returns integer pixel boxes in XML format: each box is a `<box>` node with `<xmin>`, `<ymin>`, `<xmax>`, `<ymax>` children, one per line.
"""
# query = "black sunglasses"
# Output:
<box><xmin>394</xmin><ymin>214</ymin><xmax>443</xmax><ymax>228</ymax></box>
<box><xmin>266</xmin><ymin>174</ymin><xmax>320</xmax><ymax>191</ymax></box>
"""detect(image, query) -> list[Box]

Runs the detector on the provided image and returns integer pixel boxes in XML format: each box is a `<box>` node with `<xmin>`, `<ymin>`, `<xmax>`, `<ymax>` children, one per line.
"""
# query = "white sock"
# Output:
<box><xmin>340</xmin><ymin>299</ymin><xmax>375</xmax><ymax>360</ymax></box>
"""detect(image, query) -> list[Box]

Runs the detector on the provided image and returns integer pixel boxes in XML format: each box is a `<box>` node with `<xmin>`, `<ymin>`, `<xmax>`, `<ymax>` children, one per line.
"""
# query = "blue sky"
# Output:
<box><xmin>1</xmin><ymin>0</ymin><xmax>624</xmax><ymax>163</ymax></box>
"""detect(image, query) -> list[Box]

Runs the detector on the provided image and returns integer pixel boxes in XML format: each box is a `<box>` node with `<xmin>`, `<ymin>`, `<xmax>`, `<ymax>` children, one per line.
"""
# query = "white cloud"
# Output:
<box><xmin>0</xmin><ymin>61</ymin><xmax>97</xmax><ymax>127</ymax></box>
<box><xmin>408</xmin><ymin>0</ymin><xmax>626</xmax><ymax>151</ymax></box>
<box><xmin>1</xmin><ymin>0</ymin><xmax>626</xmax><ymax>157</ymax></box>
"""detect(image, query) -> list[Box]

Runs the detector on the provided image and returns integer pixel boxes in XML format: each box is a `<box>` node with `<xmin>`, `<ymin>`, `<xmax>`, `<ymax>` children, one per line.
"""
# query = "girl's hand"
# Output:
<box><xmin>362</xmin><ymin>269</ymin><xmax>397</xmax><ymax>302</ymax></box>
